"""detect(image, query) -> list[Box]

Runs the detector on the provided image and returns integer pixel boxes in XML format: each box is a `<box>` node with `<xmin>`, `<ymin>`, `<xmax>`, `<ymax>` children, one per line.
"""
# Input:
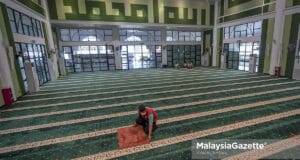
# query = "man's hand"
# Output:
<box><xmin>148</xmin><ymin>123</ymin><xmax>153</xmax><ymax>141</ymax></box>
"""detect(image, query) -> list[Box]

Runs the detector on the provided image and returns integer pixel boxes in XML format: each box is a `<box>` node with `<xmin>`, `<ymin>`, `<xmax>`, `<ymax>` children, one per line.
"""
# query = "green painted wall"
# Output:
<box><xmin>62</xmin><ymin>0</ymin><xmax>147</xmax><ymax>23</ymax></box>
<box><xmin>220</xmin><ymin>0</ymin><xmax>224</xmax><ymax>16</ymax></box>
<box><xmin>223</xmin><ymin>7</ymin><xmax>261</xmax><ymax>22</ymax></box>
<box><xmin>279</xmin><ymin>13</ymin><xmax>300</xmax><ymax>78</ymax></box>
<box><xmin>52</xmin><ymin>27</ymin><xmax>60</xmax><ymax>50</ymax></box>
<box><xmin>203</xmin><ymin>30</ymin><xmax>213</xmax><ymax>65</ymax></box>
<box><xmin>258</xmin><ymin>19</ymin><xmax>268</xmax><ymax>73</ymax></box>
<box><xmin>294</xmin><ymin>0</ymin><xmax>300</xmax><ymax>6</ymax></box>
<box><xmin>201</xmin><ymin>9</ymin><xmax>206</xmax><ymax>25</ymax></box>
<box><xmin>263</xmin><ymin>18</ymin><xmax>275</xmax><ymax>74</ymax></box>
<box><xmin>17</xmin><ymin>0</ymin><xmax>45</xmax><ymax>16</ymax></box>
<box><xmin>153</xmin><ymin>0</ymin><xmax>159</xmax><ymax>23</ymax></box>
<box><xmin>228</xmin><ymin>0</ymin><xmax>252</xmax><ymax>8</ymax></box>
<box><xmin>280</xmin><ymin>15</ymin><xmax>292</xmax><ymax>76</ymax></box>
<box><xmin>223</xmin><ymin>0</ymin><xmax>261</xmax><ymax>15</ymax></box>
<box><xmin>47</xmin><ymin>0</ymin><xmax>211</xmax><ymax>25</ymax></box>
<box><xmin>219</xmin><ymin>0</ymin><xmax>275</xmax><ymax>23</ymax></box>
<box><xmin>286</xmin><ymin>0</ymin><xmax>293</xmax><ymax>7</ymax></box>
<box><xmin>42</xmin><ymin>22</ymin><xmax>50</xmax><ymax>58</ymax></box>
<box><xmin>285</xmin><ymin>13</ymin><xmax>300</xmax><ymax>78</ymax></box>
<box><xmin>210</xmin><ymin>5</ymin><xmax>214</xmax><ymax>25</ymax></box>
<box><xmin>216</xmin><ymin>28</ymin><xmax>223</xmax><ymax>67</ymax></box>
<box><xmin>48</xmin><ymin>0</ymin><xmax>58</xmax><ymax>19</ymax></box>
<box><xmin>164</xmin><ymin>7</ymin><xmax>197</xmax><ymax>25</ymax></box>
<box><xmin>287</xmin><ymin>0</ymin><xmax>300</xmax><ymax>7</ymax></box>
<box><xmin>0</xmin><ymin>3</ymin><xmax>25</xmax><ymax>97</ymax></box>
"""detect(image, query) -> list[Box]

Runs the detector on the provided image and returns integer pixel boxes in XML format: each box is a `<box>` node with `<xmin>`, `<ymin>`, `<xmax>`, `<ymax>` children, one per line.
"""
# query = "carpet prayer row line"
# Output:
<box><xmin>18</xmin><ymin>73</ymin><xmax>260</xmax><ymax>102</ymax></box>
<box><xmin>10</xmin><ymin>77</ymin><xmax>284</xmax><ymax>110</ymax></box>
<box><xmin>23</xmin><ymin>70</ymin><xmax>246</xmax><ymax>97</ymax></box>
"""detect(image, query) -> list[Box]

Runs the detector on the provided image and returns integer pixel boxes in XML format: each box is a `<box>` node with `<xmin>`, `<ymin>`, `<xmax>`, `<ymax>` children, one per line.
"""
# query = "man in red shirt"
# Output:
<box><xmin>135</xmin><ymin>104</ymin><xmax>158</xmax><ymax>141</ymax></box>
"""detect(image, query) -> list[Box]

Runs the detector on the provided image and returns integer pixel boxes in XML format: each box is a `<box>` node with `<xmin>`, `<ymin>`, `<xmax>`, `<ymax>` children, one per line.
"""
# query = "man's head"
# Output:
<box><xmin>139</xmin><ymin>104</ymin><xmax>147</xmax><ymax>116</ymax></box>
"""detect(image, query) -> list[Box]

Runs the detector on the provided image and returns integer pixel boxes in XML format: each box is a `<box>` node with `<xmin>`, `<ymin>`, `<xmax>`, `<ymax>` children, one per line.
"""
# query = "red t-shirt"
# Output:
<box><xmin>141</xmin><ymin>107</ymin><xmax>158</xmax><ymax>122</ymax></box>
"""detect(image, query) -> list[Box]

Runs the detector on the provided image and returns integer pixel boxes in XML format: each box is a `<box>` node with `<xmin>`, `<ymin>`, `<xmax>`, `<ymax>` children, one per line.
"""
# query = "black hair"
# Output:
<box><xmin>138</xmin><ymin>104</ymin><xmax>146</xmax><ymax>112</ymax></box>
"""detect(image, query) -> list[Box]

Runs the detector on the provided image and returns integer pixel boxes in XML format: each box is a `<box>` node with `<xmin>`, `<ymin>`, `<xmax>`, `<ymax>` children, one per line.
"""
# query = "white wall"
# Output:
<box><xmin>0</xmin><ymin>27</ymin><xmax>17</xmax><ymax>100</ymax></box>
<box><xmin>1</xmin><ymin>0</ymin><xmax>59</xmax><ymax>81</ymax></box>
<box><xmin>44</xmin><ymin>0</ymin><xmax>59</xmax><ymax>79</ymax></box>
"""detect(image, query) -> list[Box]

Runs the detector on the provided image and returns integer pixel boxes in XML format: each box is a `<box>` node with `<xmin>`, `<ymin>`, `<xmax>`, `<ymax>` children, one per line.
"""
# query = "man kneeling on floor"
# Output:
<box><xmin>135</xmin><ymin>104</ymin><xmax>158</xmax><ymax>141</ymax></box>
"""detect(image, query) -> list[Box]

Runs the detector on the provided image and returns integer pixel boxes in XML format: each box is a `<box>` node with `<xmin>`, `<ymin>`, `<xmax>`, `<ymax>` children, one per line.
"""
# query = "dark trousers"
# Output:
<box><xmin>136</xmin><ymin>116</ymin><xmax>157</xmax><ymax>134</ymax></box>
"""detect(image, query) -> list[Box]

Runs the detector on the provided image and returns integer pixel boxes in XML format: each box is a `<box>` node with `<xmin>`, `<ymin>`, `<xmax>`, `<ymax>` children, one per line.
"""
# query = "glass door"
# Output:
<box><xmin>167</xmin><ymin>45</ymin><xmax>173</xmax><ymax>66</ymax></box>
<box><xmin>63</xmin><ymin>46</ymin><xmax>75</xmax><ymax>72</ymax></box>
<box><xmin>33</xmin><ymin>44</ymin><xmax>43</xmax><ymax>84</ymax></box>
<box><xmin>81</xmin><ymin>46</ymin><xmax>92</xmax><ymax>72</ymax></box>
<box><xmin>155</xmin><ymin>45</ymin><xmax>162</xmax><ymax>68</ymax></box>
<box><xmin>121</xmin><ymin>45</ymin><xmax>162</xmax><ymax>69</ymax></box>
<box><xmin>166</xmin><ymin>45</ymin><xmax>201</xmax><ymax>67</ymax></box>
<box><xmin>196</xmin><ymin>45</ymin><xmax>201</xmax><ymax>65</ymax></box>
<box><xmin>225</xmin><ymin>42</ymin><xmax>260</xmax><ymax>71</ymax></box>
<box><xmin>142</xmin><ymin>45</ymin><xmax>153</xmax><ymax>68</ymax></box>
<box><xmin>91</xmin><ymin>46</ymin><xmax>100</xmax><ymax>71</ymax></box>
<box><xmin>141</xmin><ymin>45</ymin><xmax>162</xmax><ymax>68</ymax></box>
<box><xmin>128</xmin><ymin>45</ymin><xmax>142</xmax><ymax>69</ymax></box>
<box><xmin>121</xmin><ymin>45</ymin><xmax>129</xmax><ymax>69</ymax></box>
<box><xmin>227</xmin><ymin>43</ymin><xmax>239</xmax><ymax>70</ymax></box>
<box><xmin>72</xmin><ymin>46</ymin><xmax>82</xmax><ymax>72</ymax></box>
<box><xmin>99</xmin><ymin>45</ymin><xmax>108</xmax><ymax>71</ymax></box>
<box><xmin>16</xmin><ymin>43</ymin><xmax>49</xmax><ymax>86</ymax></box>
<box><xmin>15</xmin><ymin>43</ymin><xmax>28</xmax><ymax>92</ymax></box>
<box><xmin>64</xmin><ymin>45</ymin><xmax>115</xmax><ymax>72</ymax></box>
<box><xmin>107</xmin><ymin>46</ymin><xmax>115</xmax><ymax>70</ymax></box>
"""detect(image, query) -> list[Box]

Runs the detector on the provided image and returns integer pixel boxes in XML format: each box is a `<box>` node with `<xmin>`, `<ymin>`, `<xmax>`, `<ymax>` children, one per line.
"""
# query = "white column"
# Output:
<box><xmin>212</xmin><ymin>0</ymin><xmax>218</xmax><ymax>67</ymax></box>
<box><xmin>112</xmin><ymin>27</ymin><xmax>122</xmax><ymax>70</ymax></box>
<box><xmin>44</xmin><ymin>0</ymin><xmax>59</xmax><ymax>79</ymax></box>
<box><xmin>147</xmin><ymin>0</ymin><xmax>154</xmax><ymax>23</ymax></box>
<box><xmin>269</xmin><ymin>0</ymin><xmax>286</xmax><ymax>75</ymax></box>
<box><xmin>124</xmin><ymin>0</ymin><xmax>131</xmax><ymax>16</ymax></box>
<box><xmin>178</xmin><ymin>7</ymin><xmax>184</xmax><ymax>19</ymax></box>
<box><xmin>24</xmin><ymin>61</ymin><xmax>40</xmax><ymax>92</ymax></box>
<box><xmin>0</xmin><ymin>29</ymin><xmax>17</xmax><ymax>100</ymax></box>
<box><xmin>158</xmin><ymin>0</ymin><xmax>164</xmax><ymax>23</ymax></box>
<box><xmin>78</xmin><ymin>0</ymin><xmax>86</xmax><ymax>14</ymax></box>
<box><xmin>161</xmin><ymin>29</ymin><xmax>167</xmax><ymax>66</ymax></box>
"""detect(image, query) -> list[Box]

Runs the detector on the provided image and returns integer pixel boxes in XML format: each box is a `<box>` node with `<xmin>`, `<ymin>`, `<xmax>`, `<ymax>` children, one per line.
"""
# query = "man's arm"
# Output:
<box><xmin>148</xmin><ymin>114</ymin><xmax>154</xmax><ymax>140</ymax></box>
